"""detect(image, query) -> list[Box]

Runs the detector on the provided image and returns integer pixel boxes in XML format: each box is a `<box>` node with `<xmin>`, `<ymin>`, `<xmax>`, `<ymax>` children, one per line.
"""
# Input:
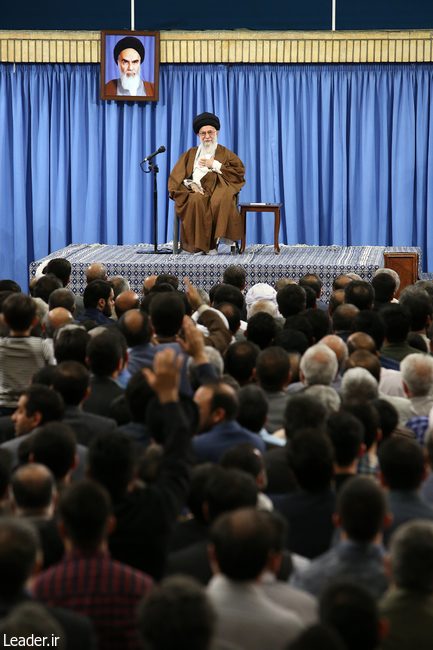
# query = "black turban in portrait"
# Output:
<box><xmin>113</xmin><ymin>36</ymin><xmax>145</xmax><ymax>63</ymax></box>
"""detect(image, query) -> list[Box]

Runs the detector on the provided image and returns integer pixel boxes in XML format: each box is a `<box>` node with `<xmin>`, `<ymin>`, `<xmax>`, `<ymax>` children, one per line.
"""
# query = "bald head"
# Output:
<box><xmin>333</xmin><ymin>275</ymin><xmax>352</xmax><ymax>291</ymax></box>
<box><xmin>86</xmin><ymin>264</ymin><xmax>107</xmax><ymax>283</ymax></box>
<box><xmin>321</xmin><ymin>334</ymin><xmax>348</xmax><ymax>372</ymax></box>
<box><xmin>332</xmin><ymin>303</ymin><xmax>360</xmax><ymax>333</ymax></box>
<box><xmin>114</xmin><ymin>291</ymin><xmax>140</xmax><ymax>319</ymax></box>
<box><xmin>44</xmin><ymin>308</ymin><xmax>74</xmax><ymax>339</ymax></box>
<box><xmin>347</xmin><ymin>331</ymin><xmax>376</xmax><ymax>355</ymax></box>
<box><xmin>11</xmin><ymin>464</ymin><xmax>56</xmax><ymax>515</ymax></box>
<box><xmin>143</xmin><ymin>275</ymin><xmax>157</xmax><ymax>295</ymax></box>
<box><xmin>328</xmin><ymin>289</ymin><xmax>345</xmax><ymax>315</ymax></box>
<box><xmin>118</xmin><ymin>309</ymin><xmax>152</xmax><ymax>347</ymax></box>
<box><xmin>275</xmin><ymin>278</ymin><xmax>296</xmax><ymax>291</ymax></box>
<box><xmin>123</xmin><ymin>309</ymin><xmax>145</xmax><ymax>331</ymax></box>
<box><xmin>346</xmin><ymin>349</ymin><xmax>381</xmax><ymax>382</ymax></box>
<box><xmin>49</xmin><ymin>308</ymin><xmax>73</xmax><ymax>330</ymax></box>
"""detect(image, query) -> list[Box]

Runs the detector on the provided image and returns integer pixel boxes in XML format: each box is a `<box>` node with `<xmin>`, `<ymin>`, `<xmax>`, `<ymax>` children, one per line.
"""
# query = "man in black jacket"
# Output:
<box><xmin>52</xmin><ymin>361</ymin><xmax>117</xmax><ymax>445</ymax></box>
<box><xmin>87</xmin><ymin>346</ymin><xmax>196</xmax><ymax>580</ymax></box>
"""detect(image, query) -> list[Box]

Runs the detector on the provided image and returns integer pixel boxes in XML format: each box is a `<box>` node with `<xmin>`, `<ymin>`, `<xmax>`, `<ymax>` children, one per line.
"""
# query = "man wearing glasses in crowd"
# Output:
<box><xmin>169</xmin><ymin>112</ymin><xmax>245</xmax><ymax>255</ymax></box>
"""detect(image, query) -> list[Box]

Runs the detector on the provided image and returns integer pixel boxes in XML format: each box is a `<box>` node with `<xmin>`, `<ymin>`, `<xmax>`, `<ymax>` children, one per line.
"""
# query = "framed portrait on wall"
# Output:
<box><xmin>101</xmin><ymin>30</ymin><xmax>160</xmax><ymax>101</ymax></box>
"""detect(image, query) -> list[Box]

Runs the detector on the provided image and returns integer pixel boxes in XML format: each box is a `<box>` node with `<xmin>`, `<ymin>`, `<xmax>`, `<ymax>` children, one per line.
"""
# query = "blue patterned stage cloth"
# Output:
<box><xmin>30</xmin><ymin>243</ymin><xmax>422</xmax><ymax>303</ymax></box>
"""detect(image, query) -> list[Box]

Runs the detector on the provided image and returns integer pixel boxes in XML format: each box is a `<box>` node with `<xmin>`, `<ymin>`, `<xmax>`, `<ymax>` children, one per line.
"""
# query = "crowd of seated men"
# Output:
<box><xmin>1</xmin><ymin>259</ymin><xmax>433</xmax><ymax>649</ymax></box>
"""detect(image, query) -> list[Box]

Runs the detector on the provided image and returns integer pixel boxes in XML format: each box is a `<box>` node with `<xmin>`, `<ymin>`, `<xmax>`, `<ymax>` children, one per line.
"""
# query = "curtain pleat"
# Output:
<box><xmin>1</xmin><ymin>63</ymin><xmax>433</xmax><ymax>290</ymax></box>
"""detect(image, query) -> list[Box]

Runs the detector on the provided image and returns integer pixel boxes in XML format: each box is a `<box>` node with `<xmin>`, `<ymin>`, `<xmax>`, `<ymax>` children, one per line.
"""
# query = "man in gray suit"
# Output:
<box><xmin>207</xmin><ymin>508</ymin><xmax>304</xmax><ymax>650</ymax></box>
<box><xmin>401</xmin><ymin>353</ymin><xmax>433</xmax><ymax>416</ymax></box>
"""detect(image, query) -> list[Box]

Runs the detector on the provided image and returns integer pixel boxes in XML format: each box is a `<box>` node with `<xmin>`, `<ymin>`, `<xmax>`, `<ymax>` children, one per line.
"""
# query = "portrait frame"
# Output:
<box><xmin>100</xmin><ymin>30</ymin><xmax>160</xmax><ymax>102</ymax></box>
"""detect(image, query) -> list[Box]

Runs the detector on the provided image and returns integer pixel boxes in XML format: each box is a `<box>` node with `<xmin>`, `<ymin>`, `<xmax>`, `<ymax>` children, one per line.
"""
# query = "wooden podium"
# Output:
<box><xmin>384</xmin><ymin>251</ymin><xmax>418</xmax><ymax>298</ymax></box>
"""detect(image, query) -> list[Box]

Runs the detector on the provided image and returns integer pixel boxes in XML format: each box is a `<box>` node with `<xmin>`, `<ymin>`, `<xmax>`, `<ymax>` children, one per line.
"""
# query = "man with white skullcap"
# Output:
<box><xmin>245</xmin><ymin>283</ymin><xmax>279</xmax><ymax>319</ymax></box>
<box><xmin>169</xmin><ymin>112</ymin><xmax>245</xmax><ymax>255</ymax></box>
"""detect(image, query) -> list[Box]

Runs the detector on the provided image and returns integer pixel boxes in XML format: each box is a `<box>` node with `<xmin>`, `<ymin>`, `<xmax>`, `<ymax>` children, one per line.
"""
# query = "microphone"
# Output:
<box><xmin>141</xmin><ymin>146</ymin><xmax>166</xmax><ymax>163</ymax></box>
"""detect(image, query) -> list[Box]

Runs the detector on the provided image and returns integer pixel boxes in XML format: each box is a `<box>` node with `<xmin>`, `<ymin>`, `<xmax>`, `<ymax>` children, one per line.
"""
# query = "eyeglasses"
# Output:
<box><xmin>198</xmin><ymin>130</ymin><xmax>216</xmax><ymax>137</ymax></box>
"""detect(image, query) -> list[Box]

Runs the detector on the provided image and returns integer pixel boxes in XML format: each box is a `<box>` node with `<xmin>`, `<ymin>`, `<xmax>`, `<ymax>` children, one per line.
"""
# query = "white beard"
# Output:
<box><xmin>201</xmin><ymin>135</ymin><xmax>218</xmax><ymax>155</ymax></box>
<box><xmin>120</xmin><ymin>71</ymin><xmax>141</xmax><ymax>94</ymax></box>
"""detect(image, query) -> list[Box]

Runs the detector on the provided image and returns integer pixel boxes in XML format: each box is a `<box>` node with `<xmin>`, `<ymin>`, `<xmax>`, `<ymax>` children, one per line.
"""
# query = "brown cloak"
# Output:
<box><xmin>168</xmin><ymin>145</ymin><xmax>245</xmax><ymax>253</ymax></box>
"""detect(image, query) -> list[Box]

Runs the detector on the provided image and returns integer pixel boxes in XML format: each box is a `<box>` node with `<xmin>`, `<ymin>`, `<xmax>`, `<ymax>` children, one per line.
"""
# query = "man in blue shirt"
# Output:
<box><xmin>76</xmin><ymin>280</ymin><xmax>114</xmax><ymax>325</ymax></box>
<box><xmin>192</xmin><ymin>380</ymin><xmax>265</xmax><ymax>462</ymax></box>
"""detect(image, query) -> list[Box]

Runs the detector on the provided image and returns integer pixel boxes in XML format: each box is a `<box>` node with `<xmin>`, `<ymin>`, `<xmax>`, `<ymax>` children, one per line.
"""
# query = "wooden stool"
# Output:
<box><xmin>239</xmin><ymin>203</ymin><xmax>282</xmax><ymax>254</ymax></box>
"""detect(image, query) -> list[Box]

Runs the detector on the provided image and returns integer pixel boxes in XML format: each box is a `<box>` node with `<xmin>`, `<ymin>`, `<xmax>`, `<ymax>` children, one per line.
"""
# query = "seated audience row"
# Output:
<box><xmin>0</xmin><ymin>261</ymin><xmax>433</xmax><ymax>650</ymax></box>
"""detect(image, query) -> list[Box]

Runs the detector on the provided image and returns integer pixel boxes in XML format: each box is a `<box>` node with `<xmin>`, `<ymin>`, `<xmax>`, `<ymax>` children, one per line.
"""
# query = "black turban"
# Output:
<box><xmin>113</xmin><ymin>36</ymin><xmax>145</xmax><ymax>64</ymax></box>
<box><xmin>193</xmin><ymin>112</ymin><xmax>220</xmax><ymax>134</ymax></box>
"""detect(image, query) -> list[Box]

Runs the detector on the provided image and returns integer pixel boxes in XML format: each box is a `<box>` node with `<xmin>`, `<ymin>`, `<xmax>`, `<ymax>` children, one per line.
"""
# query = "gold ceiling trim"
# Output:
<box><xmin>1</xmin><ymin>30</ymin><xmax>433</xmax><ymax>64</ymax></box>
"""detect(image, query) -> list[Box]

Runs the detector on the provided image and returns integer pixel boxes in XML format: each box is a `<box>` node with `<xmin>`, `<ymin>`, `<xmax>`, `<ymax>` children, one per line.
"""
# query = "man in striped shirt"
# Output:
<box><xmin>0</xmin><ymin>293</ymin><xmax>54</xmax><ymax>415</ymax></box>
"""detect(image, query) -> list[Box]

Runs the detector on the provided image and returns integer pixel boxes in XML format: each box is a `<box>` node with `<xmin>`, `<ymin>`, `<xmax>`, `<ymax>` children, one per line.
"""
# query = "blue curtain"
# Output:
<box><xmin>1</xmin><ymin>63</ymin><xmax>433</xmax><ymax>291</ymax></box>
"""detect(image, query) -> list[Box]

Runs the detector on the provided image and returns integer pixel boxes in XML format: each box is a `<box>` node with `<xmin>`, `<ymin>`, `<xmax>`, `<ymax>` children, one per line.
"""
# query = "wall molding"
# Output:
<box><xmin>1</xmin><ymin>29</ymin><xmax>433</xmax><ymax>64</ymax></box>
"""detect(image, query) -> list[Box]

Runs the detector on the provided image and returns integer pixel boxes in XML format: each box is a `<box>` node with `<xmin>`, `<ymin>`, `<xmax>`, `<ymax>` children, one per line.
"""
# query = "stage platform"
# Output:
<box><xmin>30</xmin><ymin>243</ymin><xmax>424</xmax><ymax>303</ymax></box>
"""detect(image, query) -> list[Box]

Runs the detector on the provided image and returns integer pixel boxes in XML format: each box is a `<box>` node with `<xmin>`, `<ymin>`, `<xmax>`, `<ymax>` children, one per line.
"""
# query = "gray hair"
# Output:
<box><xmin>299</xmin><ymin>344</ymin><xmax>339</xmax><ymax>386</ymax></box>
<box><xmin>52</xmin><ymin>322</ymin><xmax>86</xmax><ymax>344</ymax></box>
<box><xmin>341</xmin><ymin>367</ymin><xmax>378</xmax><ymax>401</ymax></box>
<box><xmin>43</xmin><ymin>314</ymin><xmax>55</xmax><ymax>339</ymax></box>
<box><xmin>401</xmin><ymin>353</ymin><xmax>433</xmax><ymax>397</ymax></box>
<box><xmin>399</xmin><ymin>285</ymin><xmax>430</xmax><ymax>303</ymax></box>
<box><xmin>303</xmin><ymin>385</ymin><xmax>341</xmax><ymax>415</ymax></box>
<box><xmin>390</xmin><ymin>520</ymin><xmax>433</xmax><ymax>593</ymax></box>
<box><xmin>345</xmin><ymin>273</ymin><xmax>363</xmax><ymax>282</ymax></box>
<box><xmin>415</xmin><ymin>280</ymin><xmax>433</xmax><ymax>302</ymax></box>
<box><xmin>275</xmin><ymin>278</ymin><xmax>296</xmax><ymax>291</ymax></box>
<box><xmin>86</xmin><ymin>264</ymin><xmax>107</xmax><ymax>282</ymax></box>
<box><xmin>187</xmin><ymin>346</ymin><xmax>224</xmax><ymax>376</ymax></box>
<box><xmin>249</xmin><ymin>300</ymin><xmax>278</xmax><ymax>318</ymax></box>
<box><xmin>373</xmin><ymin>267</ymin><xmax>401</xmax><ymax>292</ymax></box>
<box><xmin>33</xmin><ymin>297</ymin><xmax>48</xmax><ymax>325</ymax></box>
<box><xmin>87</xmin><ymin>326</ymin><xmax>108</xmax><ymax>339</ymax></box>
<box><xmin>197</xmin><ymin>289</ymin><xmax>210</xmax><ymax>306</ymax></box>
<box><xmin>109</xmin><ymin>276</ymin><xmax>130</xmax><ymax>299</ymax></box>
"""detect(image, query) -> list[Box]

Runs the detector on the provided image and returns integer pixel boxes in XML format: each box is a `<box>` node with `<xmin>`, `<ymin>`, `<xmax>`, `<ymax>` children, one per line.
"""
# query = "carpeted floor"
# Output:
<box><xmin>31</xmin><ymin>243</ymin><xmax>423</xmax><ymax>302</ymax></box>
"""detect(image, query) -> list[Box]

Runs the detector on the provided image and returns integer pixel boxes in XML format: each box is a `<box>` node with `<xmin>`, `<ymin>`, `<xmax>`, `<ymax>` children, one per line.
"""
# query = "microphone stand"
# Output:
<box><xmin>138</xmin><ymin>158</ymin><xmax>172</xmax><ymax>255</ymax></box>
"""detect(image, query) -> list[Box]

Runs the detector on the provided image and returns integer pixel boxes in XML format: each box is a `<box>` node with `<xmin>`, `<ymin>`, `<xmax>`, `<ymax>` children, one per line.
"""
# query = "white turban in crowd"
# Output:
<box><xmin>35</xmin><ymin>261</ymin><xmax>48</xmax><ymax>281</ymax></box>
<box><xmin>245</xmin><ymin>283</ymin><xmax>278</xmax><ymax>318</ymax></box>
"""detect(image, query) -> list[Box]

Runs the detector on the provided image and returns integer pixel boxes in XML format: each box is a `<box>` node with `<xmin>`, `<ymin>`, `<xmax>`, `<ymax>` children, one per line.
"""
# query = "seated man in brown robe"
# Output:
<box><xmin>168</xmin><ymin>112</ymin><xmax>245</xmax><ymax>254</ymax></box>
